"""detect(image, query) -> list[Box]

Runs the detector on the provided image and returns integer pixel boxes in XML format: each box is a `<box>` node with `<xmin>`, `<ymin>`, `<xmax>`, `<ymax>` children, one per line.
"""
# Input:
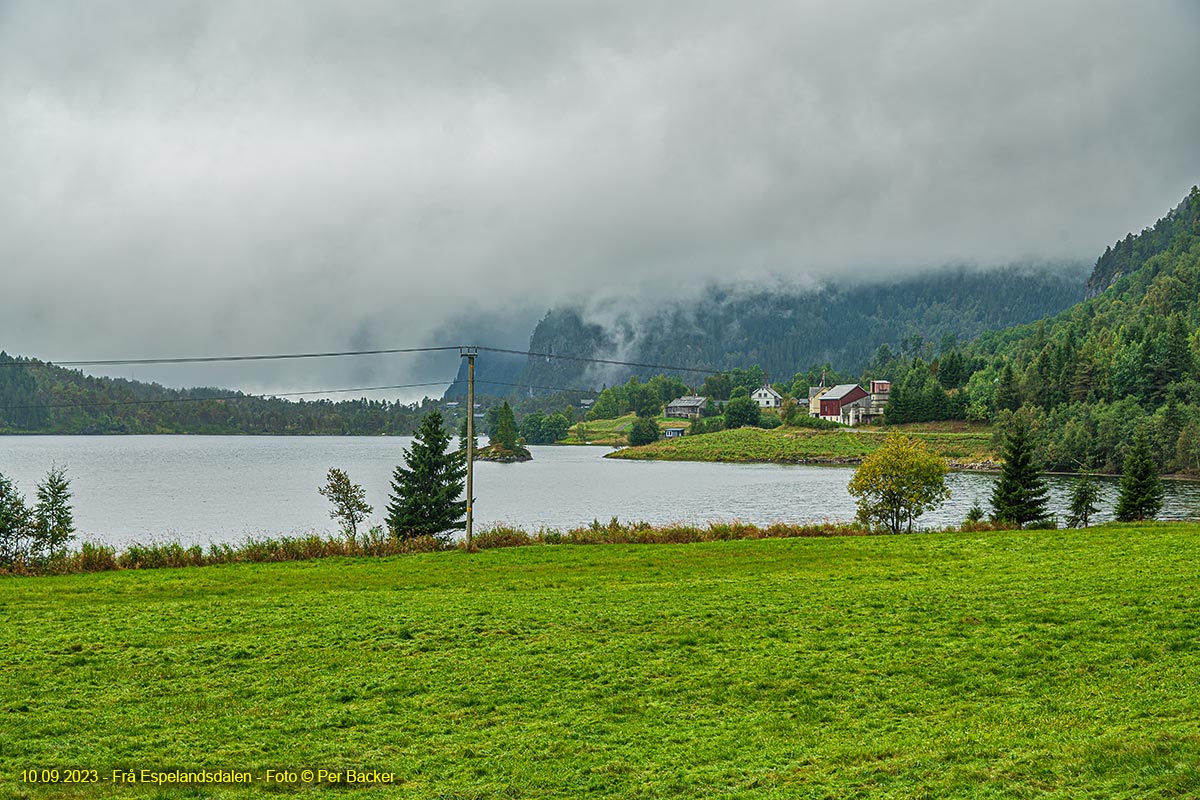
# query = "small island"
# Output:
<box><xmin>474</xmin><ymin>442</ymin><xmax>532</xmax><ymax>463</ymax></box>
<box><xmin>469</xmin><ymin>401</ymin><xmax>532</xmax><ymax>463</ymax></box>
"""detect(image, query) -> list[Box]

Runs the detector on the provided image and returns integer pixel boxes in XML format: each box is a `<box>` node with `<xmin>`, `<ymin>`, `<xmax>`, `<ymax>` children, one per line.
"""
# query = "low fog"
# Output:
<box><xmin>2</xmin><ymin>1</ymin><xmax>1197</xmax><ymax>396</ymax></box>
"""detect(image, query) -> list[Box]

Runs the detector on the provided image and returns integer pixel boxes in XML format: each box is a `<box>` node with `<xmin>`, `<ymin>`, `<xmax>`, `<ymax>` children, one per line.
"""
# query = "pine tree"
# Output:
<box><xmin>994</xmin><ymin>362</ymin><xmax>1020</xmax><ymax>413</ymax></box>
<box><xmin>990</xmin><ymin>414</ymin><xmax>1050</xmax><ymax>527</ymax></box>
<box><xmin>1115</xmin><ymin>432</ymin><xmax>1164</xmax><ymax>521</ymax></box>
<box><xmin>387</xmin><ymin>411</ymin><xmax>466</xmax><ymax>540</ymax></box>
<box><xmin>1065</xmin><ymin>474</ymin><xmax>1100</xmax><ymax>528</ymax></box>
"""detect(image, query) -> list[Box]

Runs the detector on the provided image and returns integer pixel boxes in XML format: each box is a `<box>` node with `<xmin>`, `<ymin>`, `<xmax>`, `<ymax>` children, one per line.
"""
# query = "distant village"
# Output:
<box><xmin>662</xmin><ymin>380</ymin><xmax>892</xmax><ymax>427</ymax></box>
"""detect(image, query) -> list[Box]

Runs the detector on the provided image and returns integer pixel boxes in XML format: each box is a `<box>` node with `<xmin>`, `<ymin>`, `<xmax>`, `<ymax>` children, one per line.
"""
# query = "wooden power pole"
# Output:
<box><xmin>461</xmin><ymin>346</ymin><xmax>477</xmax><ymax>547</ymax></box>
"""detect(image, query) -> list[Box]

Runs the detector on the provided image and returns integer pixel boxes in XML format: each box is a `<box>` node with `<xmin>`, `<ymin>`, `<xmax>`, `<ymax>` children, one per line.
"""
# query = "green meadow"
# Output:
<box><xmin>607</xmin><ymin>424</ymin><xmax>996</xmax><ymax>466</ymax></box>
<box><xmin>2</xmin><ymin>524</ymin><xmax>1198</xmax><ymax>798</ymax></box>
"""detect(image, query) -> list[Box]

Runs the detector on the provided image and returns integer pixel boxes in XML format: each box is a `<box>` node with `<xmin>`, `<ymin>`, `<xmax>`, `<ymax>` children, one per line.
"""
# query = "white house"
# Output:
<box><xmin>751</xmin><ymin>385</ymin><xmax>782</xmax><ymax>409</ymax></box>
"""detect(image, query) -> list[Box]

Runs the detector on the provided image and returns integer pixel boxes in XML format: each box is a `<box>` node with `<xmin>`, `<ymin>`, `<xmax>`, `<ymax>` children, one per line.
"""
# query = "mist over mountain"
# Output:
<box><xmin>445</xmin><ymin>263</ymin><xmax>1088</xmax><ymax>397</ymax></box>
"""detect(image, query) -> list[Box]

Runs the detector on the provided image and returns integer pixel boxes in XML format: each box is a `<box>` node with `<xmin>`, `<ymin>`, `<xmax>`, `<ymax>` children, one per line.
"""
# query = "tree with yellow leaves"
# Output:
<box><xmin>848</xmin><ymin>434</ymin><xmax>950</xmax><ymax>533</ymax></box>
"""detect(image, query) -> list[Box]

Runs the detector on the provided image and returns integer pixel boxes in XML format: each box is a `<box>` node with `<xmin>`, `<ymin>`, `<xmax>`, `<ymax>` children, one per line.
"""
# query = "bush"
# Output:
<box><xmin>628</xmin><ymin>417</ymin><xmax>661</xmax><ymax>446</ymax></box>
<box><xmin>472</xmin><ymin>525</ymin><xmax>534</xmax><ymax>549</ymax></box>
<box><xmin>724</xmin><ymin>396</ymin><xmax>761</xmax><ymax>429</ymax></box>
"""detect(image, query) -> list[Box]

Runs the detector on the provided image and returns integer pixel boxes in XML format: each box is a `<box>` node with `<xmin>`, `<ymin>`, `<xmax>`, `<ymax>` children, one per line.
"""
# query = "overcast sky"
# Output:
<box><xmin>2</xmin><ymin>0</ymin><xmax>1198</xmax><ymax>397</ymax></box>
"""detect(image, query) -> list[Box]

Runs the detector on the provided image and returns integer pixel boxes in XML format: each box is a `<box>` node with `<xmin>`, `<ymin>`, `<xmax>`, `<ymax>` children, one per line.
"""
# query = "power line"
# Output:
<box><xmin>0</xmin><ymin>345</ymin><xmax>462</xmax><ymax>368</ymax></box>
<box><xmin>2</xmin><ymin>343</ymin><xmax>719</xmax><ymax>376</ymax></box>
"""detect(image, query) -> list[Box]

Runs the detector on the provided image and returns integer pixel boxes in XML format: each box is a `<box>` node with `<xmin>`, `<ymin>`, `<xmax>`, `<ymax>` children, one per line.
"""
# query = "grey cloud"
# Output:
<box><xmin>1</xmin><ymin>0</ymin><xmax>1197</xmax><ymax>396</ymax></box>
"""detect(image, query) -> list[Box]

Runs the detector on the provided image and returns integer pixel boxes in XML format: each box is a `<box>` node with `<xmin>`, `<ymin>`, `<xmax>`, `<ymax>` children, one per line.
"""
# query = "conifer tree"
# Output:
<box><xmin>994</xmin><ymin>362</ymin><xmax>1020</xmax><ymax>413</ymax></box>
<box><xmin>387</xmin><ymin>411</ymin><xmax>465</xmax><ymax>540</ymax></box>
<box><xmin>1065</xmin><ymin>473</ymin><xmax>1100</xmax><ymax>528</ymax></box>
<box><xmin>1115</xmin><ymin>432</ymin><xmax>1164</xmax><ymax>521</ymax></box>
<box><xmin>990</xmin><ymin>414</ymin><xmax>1050</xmax><ymax>527</ymax></box>
<box><xmin>490</xmin><ymin>402</ymin><xmax>519</xmax><ymax>451</ymax></box>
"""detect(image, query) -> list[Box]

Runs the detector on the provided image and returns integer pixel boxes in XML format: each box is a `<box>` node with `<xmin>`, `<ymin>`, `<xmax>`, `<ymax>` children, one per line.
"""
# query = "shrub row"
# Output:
<box><xmin>4</xmin><ymin>517</ymin><xmax>1020</xmax><ymax>578</ymax></box>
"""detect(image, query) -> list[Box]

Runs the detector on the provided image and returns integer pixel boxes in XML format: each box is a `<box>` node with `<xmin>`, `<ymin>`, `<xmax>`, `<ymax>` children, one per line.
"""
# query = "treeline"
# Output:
<box><xmin>877</xmin><ymin>187</ymin><xmax>1200</xmax><ymax>474</ymax></box>
<box><xmin>0</xmin><ymin>354</ymin><xmax>435</xmax><ymax>435</ymax></box>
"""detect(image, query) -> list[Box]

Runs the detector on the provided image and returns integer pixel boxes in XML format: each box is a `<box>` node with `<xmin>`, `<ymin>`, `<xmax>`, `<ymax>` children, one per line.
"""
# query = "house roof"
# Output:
<box><xmin>753</xmin><ymin>386</ymin><xmax>782</xmax><ymax>399</ymax></box>
<box><xmin>666</xmin><ymin>395</ymin><xmax>706</xmax><ymax>408</ymax></box>
<box><xmin>822</xmin><ymin>384</ymin><xmax>865</xmax><ymax>402</ymax></box>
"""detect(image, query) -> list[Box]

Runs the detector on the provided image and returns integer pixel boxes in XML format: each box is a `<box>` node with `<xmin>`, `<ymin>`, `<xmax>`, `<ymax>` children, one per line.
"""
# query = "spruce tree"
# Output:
<box><xmin>387</xmin><ymin>411</ymin><xmax>466</xmax><ymax>540</ymax></box>
<box><xmin>1115</xmin><ymin>432</ymin><xmax>1164</xmax><ymax>521</ymax></box>
<box><xmin>994</xmin><ymin>362</ymin><xmax>1020</xmax><ymax>413</ymax></box>
<box><xmin>990</xmin><ymin>414</ymin><xmax>1050</xmax><ymax>527</ymax></box>
<box><xmin>1065</xmin><ymin>473</ymin><xmax>1100</xmax><ymax>528</ymax></box>
<box><xmin>491</xmin><ymin>402</ymin><xmax>518</xmax><ymax>451</ymax></box>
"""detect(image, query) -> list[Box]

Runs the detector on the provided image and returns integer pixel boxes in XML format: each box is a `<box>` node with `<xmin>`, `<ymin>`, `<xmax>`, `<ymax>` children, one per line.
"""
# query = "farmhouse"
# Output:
<box><xmin>665</xmin><ymin>395</ymin><xmax>706</xmax><ymax>419</ymax></box>
<box><xmin>813</xmin><ymin>380</ymin><xmax>892</xmax><ymax>426</ymax></box>
<box><xmin>751</xmin><ymin>385</ymin><xmax>782</xmax><ymax>409</ymax></box>
<box><xmin>817</xmin><ymin>384</ymin><xmax>868</xmax><ymax>422</ymax></box>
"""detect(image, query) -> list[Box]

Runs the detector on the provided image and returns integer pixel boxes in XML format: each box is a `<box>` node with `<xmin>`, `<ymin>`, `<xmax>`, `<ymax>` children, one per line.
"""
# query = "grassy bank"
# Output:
<box><xmin>566</xmin><ymin>414</ymin><xmax>688</xmax><ymax>446</ymax></box>
<box><xmin>1</xmin><ymin>520</ymin><xmax>876</xmax><ymax>577</ymax></box>
<box><xmin>607</xmin><ymin>422</ymin><xmax>996</xmax><ymax>466</ymax></box>
<box><xmin>2</xmin><ymin>524</ymin><xmax>1198</xmax><ymax>798</ymax></box>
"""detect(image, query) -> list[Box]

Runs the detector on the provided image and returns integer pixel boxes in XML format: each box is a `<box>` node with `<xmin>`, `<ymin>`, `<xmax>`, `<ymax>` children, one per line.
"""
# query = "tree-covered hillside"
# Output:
<box><xmin>882</xmin><ymin>187</ymin><xmax>1200</xmax><ymax>474</ymax></box>
<box><xmin>0</xmin><ymin>354</ymin><xmax>435</xmax><ymax>435</ymax></box>
<box><xmin>515</xmin><ymin>265</ymin><xmax>1085</xmax><ymax>392</ymax></box>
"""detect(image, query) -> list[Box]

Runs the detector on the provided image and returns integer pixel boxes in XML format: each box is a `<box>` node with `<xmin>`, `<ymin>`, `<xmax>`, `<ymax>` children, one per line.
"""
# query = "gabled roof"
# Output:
<box><xmin>752</xmin><ymin>385</ymin><xmax>782</xmax><ymax>398</ymax></box>
<box><xmin>666</xmin><ymin>395</ymin><xmax>706</xmax><ymax>408</ymax></box>
<box><xmin>822</xmin><ymin>383</ymin><xmax>865</xmax><ymax>402</ymax></box>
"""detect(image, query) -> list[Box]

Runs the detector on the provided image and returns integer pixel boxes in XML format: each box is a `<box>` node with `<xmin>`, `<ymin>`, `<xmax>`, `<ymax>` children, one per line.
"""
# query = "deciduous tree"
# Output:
<box><xmin>0</xmin><ymin>472</ymin><xmax>31</xmax><ymax>567</ymax></box>
<box><xmin>319</xmin><ymin>467</ymin><xmax>372</xmax><ymax>543</ymax></box>
<box><xmin>33</xmin><ymin>466</ymin><xmax>75</xmax><ymax>559</ymax></box>
<box><xmin>848</xmin><ymin>434</ymin><xmax>950</xmax><ymax>534</ymax></box>
<box><xmin>628</xmin><ymin>417</ymin><xmax>660</xmax><ymax>446</ymax></box>
<box><xmin>723</xmin><ymin>396</ymin><xmax>761</xmax><ymax>429</ymax></box>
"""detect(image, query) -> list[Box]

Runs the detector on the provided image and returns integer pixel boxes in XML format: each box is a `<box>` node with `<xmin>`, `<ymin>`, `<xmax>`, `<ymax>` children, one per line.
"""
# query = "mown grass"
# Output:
<box><xmin>607</xmin><ymin>424</ymin><xmax>996</xmax><ymax>465</ymax></box>
<box><xmin>566</xmin><ymin>414</ymin><xmax>688</xmax><ymax>446</ymax></box>
<box><xmin>2</xmin><ymin>524</ymin><xmax>1198</xmax><ymax>798</ymax></box>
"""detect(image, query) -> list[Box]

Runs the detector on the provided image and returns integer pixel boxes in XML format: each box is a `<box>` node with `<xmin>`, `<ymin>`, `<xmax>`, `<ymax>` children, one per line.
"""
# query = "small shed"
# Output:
<box><xmin>663</xmin><ymin>427</ymin><xmax>685</xmax><ymax>439</ymax></box>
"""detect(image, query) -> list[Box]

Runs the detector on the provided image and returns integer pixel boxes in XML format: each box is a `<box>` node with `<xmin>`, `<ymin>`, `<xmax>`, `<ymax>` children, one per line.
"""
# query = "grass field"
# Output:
<box><xmin>567</xmin><ymin>414</ymin><xmax>688</xmax><ymax>446</ymax></box>
<box><xmin>2</xmin><ymin>524</ymin><xmax>1198</xmax><ymax>798</ymax></box>
<box><xmin>607</xmin><ymin>423</ymin><xmax>996</xmax><ymax>466</ymax></box>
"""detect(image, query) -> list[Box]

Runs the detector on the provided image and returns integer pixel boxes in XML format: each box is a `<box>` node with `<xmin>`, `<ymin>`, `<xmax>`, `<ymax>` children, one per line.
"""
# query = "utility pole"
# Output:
<box><xmin>461</xmin><ymin>346</ymin><xmax>478</xmax><ymax>548</ymax></box>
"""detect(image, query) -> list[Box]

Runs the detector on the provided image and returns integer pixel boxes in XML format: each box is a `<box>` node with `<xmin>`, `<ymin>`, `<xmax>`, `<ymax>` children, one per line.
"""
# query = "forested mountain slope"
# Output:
<box><xmin>0</xmin><ymin>354</ymin><xmax>434</xmax><ymax>435</ymax></box>
<box><xmin>512</xmin><ymin>265</ymin><xmax>1085</xmax><ymax>392</ymax></box>
<box><xmin>883</xmin><ymin>186</ymin><xmax>1200</xmax><ymax>474</ymax></box>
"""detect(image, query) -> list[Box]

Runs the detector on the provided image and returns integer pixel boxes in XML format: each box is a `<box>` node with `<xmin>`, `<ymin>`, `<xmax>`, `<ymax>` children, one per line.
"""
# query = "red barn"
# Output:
<box><xmin>819</xmin><ymin>384</ymin><xmax>868</xmax><ymax>420</ymax></box>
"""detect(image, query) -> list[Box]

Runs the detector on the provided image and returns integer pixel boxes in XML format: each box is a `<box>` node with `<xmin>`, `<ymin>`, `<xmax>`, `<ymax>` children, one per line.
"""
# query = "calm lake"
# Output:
<box><xmin>2</xmin><ymin>436</ymin><xmax>1198</xmax><ymax>547</ymax></box>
